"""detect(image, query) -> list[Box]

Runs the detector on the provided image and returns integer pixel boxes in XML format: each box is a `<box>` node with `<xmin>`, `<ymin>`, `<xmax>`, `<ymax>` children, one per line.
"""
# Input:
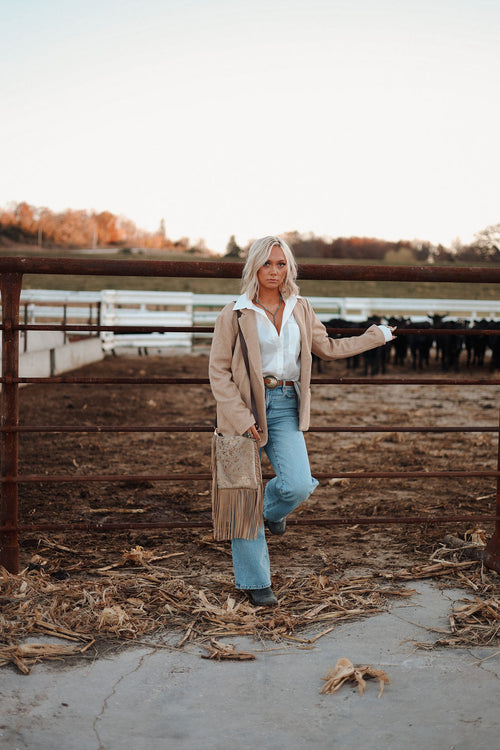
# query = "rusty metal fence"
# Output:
<box><xmin>2</xmin><ymin>256</ymin><xmax>500</xmax><ymax>576</ymax></box>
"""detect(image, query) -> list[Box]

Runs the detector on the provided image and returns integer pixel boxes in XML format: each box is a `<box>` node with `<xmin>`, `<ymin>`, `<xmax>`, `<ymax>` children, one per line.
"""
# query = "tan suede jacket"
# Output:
<box><xmin>209</xmin><ymin>297</ymin><xmax>386</xmax><ymax>447</ymax></box>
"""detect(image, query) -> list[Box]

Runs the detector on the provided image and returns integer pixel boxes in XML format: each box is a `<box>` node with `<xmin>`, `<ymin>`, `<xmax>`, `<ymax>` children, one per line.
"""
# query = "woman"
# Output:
<box><xmin>209</xmin><ymin>236</ymin><xmax>395</xmax><ymax>606</ymax></box>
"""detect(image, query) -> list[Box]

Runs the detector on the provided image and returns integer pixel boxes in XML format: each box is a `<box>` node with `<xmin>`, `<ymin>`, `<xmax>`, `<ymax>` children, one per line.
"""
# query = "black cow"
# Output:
<box><xmin>407</xmin><ymin>321</ymin><xmax>432</xmax><ymax>370</ymax></box>
<box><xmin>387</xmin><ymin>316</ymin><xmax>409</xmax><ymax>366</ymax></box>
<box><xmin>437</xmin><ymin>319</ymin><xmax>466</xmax><ymax>373</ymax></box>
<box><xmin>429</xmin><ymin>313</ymin><xmax>447</xmax><ymax>362</ymax></box>
<box><xmin>465</xmin><ymin>319</ymin><xmax>489</xmax><ymax>367</ymax></box>
<box><xmin>488</xmin><ymin>321</ymin><xmax>500</xmax><ymax>372</ymax></box>
<box><xmin>362</xmin><ymin>316</ymin><xmax>387</xmax><ymax>376</ymax></box>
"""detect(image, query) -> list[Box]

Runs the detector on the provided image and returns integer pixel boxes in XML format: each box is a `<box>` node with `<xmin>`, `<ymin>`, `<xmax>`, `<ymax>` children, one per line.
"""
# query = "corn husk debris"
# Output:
<box><xmin>320</xmin><ymin>657</ymin><xmax>390</xmax><ymax>698</ymax></box>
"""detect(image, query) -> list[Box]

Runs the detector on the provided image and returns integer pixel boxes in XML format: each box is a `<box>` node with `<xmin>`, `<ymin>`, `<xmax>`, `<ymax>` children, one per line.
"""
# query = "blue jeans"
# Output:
<box><xmin>231</xmin><ymin>385</ymin><xmax>319</xmax><ymax>590</ymax></box>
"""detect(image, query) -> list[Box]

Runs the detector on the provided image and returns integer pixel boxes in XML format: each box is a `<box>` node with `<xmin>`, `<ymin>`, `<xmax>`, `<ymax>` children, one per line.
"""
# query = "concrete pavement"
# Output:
<box><xmin>1</xmin><ymin>580</ymin><xmax>499</xmax><ymax>750</ymax></box>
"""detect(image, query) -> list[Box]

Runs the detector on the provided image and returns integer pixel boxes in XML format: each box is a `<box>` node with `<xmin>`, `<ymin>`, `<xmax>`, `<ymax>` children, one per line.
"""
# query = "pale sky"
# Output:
<box><xmin>1</xmin><ymin>0</ymin><xmax>499</xmax><ymax>253</ymax></box>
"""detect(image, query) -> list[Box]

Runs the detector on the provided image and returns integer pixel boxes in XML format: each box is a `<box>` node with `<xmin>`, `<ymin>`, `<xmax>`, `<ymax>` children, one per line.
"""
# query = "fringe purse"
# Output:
<box><xmin>211</xmin><ymin>432</ymin><xmax>263</xmax><ymax>540</ymax></box>
<box><xmin>211</xmin><ymin>313</ymin><xmax>264</xmax><ymax>541</ymax></box>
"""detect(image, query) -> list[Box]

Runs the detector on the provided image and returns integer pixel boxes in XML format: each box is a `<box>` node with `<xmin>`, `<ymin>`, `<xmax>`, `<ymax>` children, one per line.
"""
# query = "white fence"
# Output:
<box><xmin>10</xmin><ymin>289</ymin><xmax>500</xmax><ymax>354</ymax></box>
<box><xmin>100</xmin><ymin>290</ymin><xmax>194</xmax><ymax>352</ymax></box>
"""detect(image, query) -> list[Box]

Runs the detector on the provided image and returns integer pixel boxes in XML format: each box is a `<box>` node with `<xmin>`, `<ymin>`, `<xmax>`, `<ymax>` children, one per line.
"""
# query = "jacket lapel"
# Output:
<box><xmin>237</xmin><ymin>308</ymin><xmax>263</xmax><ymax>383</ymax></box>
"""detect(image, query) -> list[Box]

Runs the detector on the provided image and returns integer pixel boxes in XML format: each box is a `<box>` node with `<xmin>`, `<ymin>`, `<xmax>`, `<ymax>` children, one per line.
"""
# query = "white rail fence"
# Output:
<box><xmin>10</xmin><ymin>289</ymin><xmax>500</xmax><ymax>354</ymax></box>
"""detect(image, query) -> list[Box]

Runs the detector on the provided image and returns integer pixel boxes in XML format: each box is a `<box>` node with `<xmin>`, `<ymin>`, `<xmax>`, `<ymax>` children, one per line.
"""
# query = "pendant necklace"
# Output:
<box><xmin>256</xmin><ymin>294</ymin><xmax>283</xmax><ymax>327</ymax></box>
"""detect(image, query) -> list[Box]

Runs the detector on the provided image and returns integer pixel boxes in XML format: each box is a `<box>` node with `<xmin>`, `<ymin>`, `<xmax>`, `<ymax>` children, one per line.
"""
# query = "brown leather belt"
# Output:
<box><xmin>263</xmin><ymin>377</ymin><xmax>294</xmax><ymax>389</ymax></box>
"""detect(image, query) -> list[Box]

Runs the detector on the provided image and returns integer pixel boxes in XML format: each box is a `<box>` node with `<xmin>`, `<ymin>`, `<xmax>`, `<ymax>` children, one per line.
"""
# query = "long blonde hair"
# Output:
<box><xmin>241</xmin><ymin>236</ymin><xmax>299</xmax><ymax>301</ymax></box>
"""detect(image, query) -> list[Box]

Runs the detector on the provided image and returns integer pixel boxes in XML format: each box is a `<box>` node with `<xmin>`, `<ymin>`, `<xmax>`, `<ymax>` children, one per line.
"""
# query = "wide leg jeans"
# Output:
<box><xmin>231</xmin><ymin>385</ymin><xmax>319</xmax><ymax>590</ymax></box>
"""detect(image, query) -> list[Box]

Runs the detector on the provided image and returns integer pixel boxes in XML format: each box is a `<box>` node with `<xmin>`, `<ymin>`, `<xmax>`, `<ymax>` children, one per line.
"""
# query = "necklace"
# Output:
<box><xmin>255</xmin><ymin>294</ymin><xmax>283</xmax><ymax>327</ymax></box>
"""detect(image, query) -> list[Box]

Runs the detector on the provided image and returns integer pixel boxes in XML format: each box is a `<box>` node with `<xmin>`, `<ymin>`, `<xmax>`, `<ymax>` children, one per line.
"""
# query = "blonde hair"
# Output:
<box><xmin>241</xmin><ymin>236</ymin><xmax>299</xmax><ymax>301</ymax></box>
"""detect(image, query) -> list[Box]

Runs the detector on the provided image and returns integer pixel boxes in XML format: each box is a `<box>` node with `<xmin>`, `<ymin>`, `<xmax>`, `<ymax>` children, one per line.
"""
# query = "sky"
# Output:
<box><xmin>1</xmin><ymin>0</ymin><xmax>499</xmax><ymax>254</ymax></box>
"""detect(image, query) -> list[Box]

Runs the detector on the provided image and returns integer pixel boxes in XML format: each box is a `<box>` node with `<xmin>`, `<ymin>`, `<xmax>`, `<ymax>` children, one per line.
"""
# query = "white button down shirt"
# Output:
<box><xmin>233</xmin><ymin>293</ymin><xmax>393</xmax><ymax>382</ymax></box>
<box><xmin>233</xmin><ymin>293</ymin><xmax>302</xmax><ymax>381</ymax></box>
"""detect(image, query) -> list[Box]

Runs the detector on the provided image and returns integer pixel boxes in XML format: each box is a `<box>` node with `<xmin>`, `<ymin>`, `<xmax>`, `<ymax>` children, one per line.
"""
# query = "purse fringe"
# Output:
<box><xmin>212</xmin><ymin>486</ymin><xmax>264</xmax><ymax>541</ymax></box>
<box><xmin>211</xmin><ymin>435</ymin><xmax>264</xmax><ymax>541</ymax></box>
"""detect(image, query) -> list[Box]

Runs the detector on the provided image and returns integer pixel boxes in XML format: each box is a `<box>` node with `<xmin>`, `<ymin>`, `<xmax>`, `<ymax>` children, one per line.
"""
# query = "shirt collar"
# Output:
<box><xmin>233</xmin><ymin>293</ymin><xmax>254</xmax><ymax>311</ymax></box>
<box><xmin>233</xmin><ymin>293</ymin><xmax>298</xmax><ymax>319</ymax></box>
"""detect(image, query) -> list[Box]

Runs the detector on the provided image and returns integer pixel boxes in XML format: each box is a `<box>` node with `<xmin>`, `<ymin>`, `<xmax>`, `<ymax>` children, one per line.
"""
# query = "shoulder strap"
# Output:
<box><xmin>237</xmin><ymin>311</ymin><xmax>258</xmax><ymax>425</ymax></box>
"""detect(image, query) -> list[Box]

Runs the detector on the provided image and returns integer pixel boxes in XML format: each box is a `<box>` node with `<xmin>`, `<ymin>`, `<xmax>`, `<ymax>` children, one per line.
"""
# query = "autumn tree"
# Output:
<box><xmin>15</xmin><ymin>202</ymin><xmax>35</xmax><ymax>234</ymax></box>
<box><xmin>0</xmin><ymin>201</ymin><xmax>193</xmax><ymax>251</ymax></box>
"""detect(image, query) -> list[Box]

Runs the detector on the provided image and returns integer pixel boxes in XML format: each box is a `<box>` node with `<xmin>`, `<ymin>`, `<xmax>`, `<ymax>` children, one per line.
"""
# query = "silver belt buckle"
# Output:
<box><xmin>265</xmin><ymin>376</ymin><xmax>279</xmax><ymax>390</ymax></box>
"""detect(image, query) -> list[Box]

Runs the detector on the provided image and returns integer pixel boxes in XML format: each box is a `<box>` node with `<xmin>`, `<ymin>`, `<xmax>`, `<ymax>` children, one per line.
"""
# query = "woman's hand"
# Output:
<box><xmin>244</xmin><ymin>424</ymin><xmax>261</xmax><ymax>440</ymax></box>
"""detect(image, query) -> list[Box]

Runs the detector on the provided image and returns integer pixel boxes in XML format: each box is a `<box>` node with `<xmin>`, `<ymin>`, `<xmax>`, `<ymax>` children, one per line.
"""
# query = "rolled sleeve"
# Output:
<box><xmin>378</xmin><ymin>325</ymin><xmax>393</xmax><ymax>343</ymax></box>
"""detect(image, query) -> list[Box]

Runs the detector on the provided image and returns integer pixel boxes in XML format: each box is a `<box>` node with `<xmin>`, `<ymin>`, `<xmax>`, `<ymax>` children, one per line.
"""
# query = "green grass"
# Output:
<box><xmin>5</xmin><ymin>246</ymin><xmax>500</xmax><ymax>300</ymax></box>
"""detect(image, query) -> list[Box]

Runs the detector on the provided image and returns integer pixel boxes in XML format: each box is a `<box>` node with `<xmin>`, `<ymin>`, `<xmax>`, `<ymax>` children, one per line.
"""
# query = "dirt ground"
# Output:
<box><xmin>15</xmin><ymin>349</ymin><xmax>500</xmax><ymax>586</ymax></box>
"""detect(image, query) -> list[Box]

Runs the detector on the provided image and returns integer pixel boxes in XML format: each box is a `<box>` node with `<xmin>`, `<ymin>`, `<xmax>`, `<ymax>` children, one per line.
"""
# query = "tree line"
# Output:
<box><xmin>2</xmin><ymin>201</ymin><xmax>499</xmax><ymax>263</ymax></box>
<box><xmin>0</xmin><ymin>202</ymin><xmax>193</xmax><ymax>252</ymax></box>
<box><xmin>226</xmin><ymin>225</ymin><xmax>500</xmax><ymax>264</ymax></box>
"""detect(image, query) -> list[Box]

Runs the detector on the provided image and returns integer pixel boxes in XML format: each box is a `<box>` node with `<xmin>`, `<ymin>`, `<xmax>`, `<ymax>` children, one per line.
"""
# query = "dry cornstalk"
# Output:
<box><xmin>320</xmin><ymin>657</ymin><xmax>390</xmax><ymax>698</ymax></box>
<box><xmin>3</xmin><ymin>536</ymin><xmax>500</xmax><ymax>672</ymax></box>
<box><xmin>0</xmin><ymin>641</ymin><xmax>94</xmax><ymax>675</ymax></box>
<box><xmin>201</xmin><ymin>639</ymin><xmax>256</xmax><ymax>661</ymax></box>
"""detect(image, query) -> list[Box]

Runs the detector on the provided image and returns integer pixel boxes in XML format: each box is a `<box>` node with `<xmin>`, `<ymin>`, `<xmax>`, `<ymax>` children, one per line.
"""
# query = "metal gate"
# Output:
<box><xmin>2</xmin><ymin>256</ymin><xmax>500</xmax><ymax>575</ymax></box>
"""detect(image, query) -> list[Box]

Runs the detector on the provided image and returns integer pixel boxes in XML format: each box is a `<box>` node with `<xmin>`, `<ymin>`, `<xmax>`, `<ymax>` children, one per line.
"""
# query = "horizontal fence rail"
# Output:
<box><xmin>10</xmin><ymin>325</ymin><xmax>500</xmax><ymax>335</ymax></box>
<box><xmin>1</xmin><ymin>424</ymin><xmax>498</xmax><ymax>434</ymax></box>
<box><xmin>2</xmin><ymin>257</ymin><xmax>500</xmax><ymax>575</ymax></box>
<box><xmin>2</xmin><ymin>255</ymin><xmax>500</xmax><ymax>281</ymax></box>
<box><xmin>6</xmin><ymin>516</ymin><xmax>500</xmax><ymax>534</ymax></box>
<box><xmin>5</xmin><ymin>376</ymin><xmax>500</xmax><ymax>386</ymax></box>
<box><xmin>2</xmin><ymin>471</ymin><xmax>500</xmax><ymax>483</ymax></box>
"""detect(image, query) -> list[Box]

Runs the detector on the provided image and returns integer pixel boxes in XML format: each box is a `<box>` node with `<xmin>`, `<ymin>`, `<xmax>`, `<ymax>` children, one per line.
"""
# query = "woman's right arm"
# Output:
<box><xmin>209</xmin><ymin>308</ymin><xmax>256</xmax><ymax>436</ymax></box>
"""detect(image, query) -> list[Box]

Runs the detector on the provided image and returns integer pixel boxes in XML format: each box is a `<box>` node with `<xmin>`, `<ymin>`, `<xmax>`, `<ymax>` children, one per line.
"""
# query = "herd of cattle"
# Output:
<box><xmin>320</xmin><ymin>315</ymin><xmax>500</xmax><ymax>375</ymax></box>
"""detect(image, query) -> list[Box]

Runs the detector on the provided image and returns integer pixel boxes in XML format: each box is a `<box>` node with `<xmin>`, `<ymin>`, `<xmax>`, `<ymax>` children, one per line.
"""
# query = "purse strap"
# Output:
<box><xmin>237</xmin><ymin>311</ymin><xmax>259</xmax><ymax>425</ymax></box>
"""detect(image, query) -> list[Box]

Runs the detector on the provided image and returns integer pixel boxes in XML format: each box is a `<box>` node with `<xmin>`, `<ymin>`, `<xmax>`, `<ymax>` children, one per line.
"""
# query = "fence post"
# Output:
<box><xmin>481</xmin><ymin>408</ymin><xmax>500</xmax><ymax>574</ymax></box>
<box><xmin>1</xmin><ymin>273</ymin><xmax>22</xmax><ymax>573</ymax></box>
<box><xmin>23</xmin><ymin>302</ymin><xmax>28</xmax><ymax>352</ymax></box>
<box><xmin>63</xmin><ymin>304</ymin><xmax>67</xmax><ymax>344</ymax></box>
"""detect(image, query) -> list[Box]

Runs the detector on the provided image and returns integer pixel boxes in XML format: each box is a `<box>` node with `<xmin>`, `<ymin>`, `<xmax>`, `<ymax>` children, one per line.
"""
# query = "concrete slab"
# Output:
<box><xmin>0</xmin><ymin>581</ymin><xmax>498</xmax><ymax>750</ymax></box>
<box><xmin>18</xmin><ymin>337</ymin><xmax>104</xmax><ymax>379</ymax></box>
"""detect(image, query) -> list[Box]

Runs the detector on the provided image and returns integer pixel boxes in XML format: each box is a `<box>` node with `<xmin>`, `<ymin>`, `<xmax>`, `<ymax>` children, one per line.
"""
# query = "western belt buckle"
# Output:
<box><xmin>265</xmin><ymin>376</ymin><xmax>279</xmax><ymax>389</ymax></box>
